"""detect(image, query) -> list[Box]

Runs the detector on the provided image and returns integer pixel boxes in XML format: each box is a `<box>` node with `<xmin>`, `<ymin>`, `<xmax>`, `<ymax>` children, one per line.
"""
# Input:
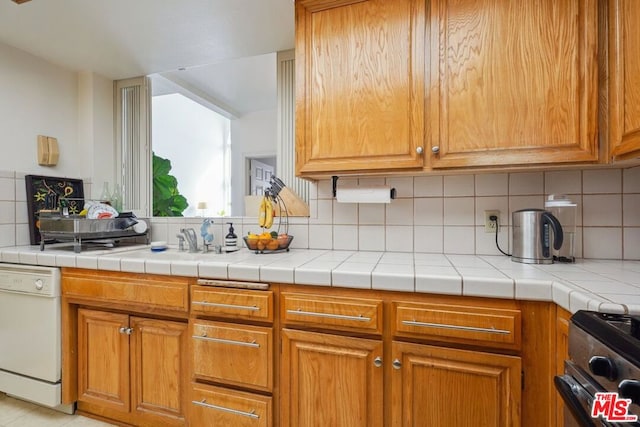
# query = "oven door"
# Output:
<box><xmin>555</xmin><ymin>360</ymin><xmax>640</xmax><ymax>427</ymax></box>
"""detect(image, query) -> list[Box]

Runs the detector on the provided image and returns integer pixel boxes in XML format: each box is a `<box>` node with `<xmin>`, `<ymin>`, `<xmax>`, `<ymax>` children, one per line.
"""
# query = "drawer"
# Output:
<box><xmin>393</xmin><ymin>301</ymin><xmax>521</xmax><ymax>350</ymax></box>
<box><xmin>191</xmin><ymin>285</ymin><xmax>273</xmax><ymax>322</ymax></box>
<box><xmin>190</xmin><ymin>383</ymin><xmax>272</xmax><ymax>427</ymax></box>
<box><xmin>281</xmin><ymin>292</ymin><xmax>383</xmax><ymax>334</ymax></box>
<box><xmin>191</xmin><ymin>320</ymin><xmax>273</xmax><ymax>391</ymax></box>
<box><xmin>62</xmin><ymin>270</ymin><xmax>189</xmax><ymax>313</ymax></box>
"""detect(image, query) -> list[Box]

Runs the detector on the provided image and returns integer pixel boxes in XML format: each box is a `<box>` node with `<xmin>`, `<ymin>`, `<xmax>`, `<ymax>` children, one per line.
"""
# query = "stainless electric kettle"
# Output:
<box><xmin>512</xmin><ymin>209</ymin><xmax>563</xmax><ymax>264</ymax></box>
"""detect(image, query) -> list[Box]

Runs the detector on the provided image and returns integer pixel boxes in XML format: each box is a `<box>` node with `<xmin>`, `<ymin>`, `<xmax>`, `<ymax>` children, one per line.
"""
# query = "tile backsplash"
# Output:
<box><xmin>302</xmin><ymin>167</ymin><xmax>640</xmax><ymax>260</ymax></box>
<box><xmin>1</xmin><ymin>167</ymin><xmax>638</xmax><ymax>260</ymax></box>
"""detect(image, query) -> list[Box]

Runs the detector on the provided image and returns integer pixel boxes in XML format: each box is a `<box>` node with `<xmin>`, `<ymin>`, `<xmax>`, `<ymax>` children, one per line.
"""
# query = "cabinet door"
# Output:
<box><xmin>77</xmin><ymin>309</ymin><xmax>130</xmax><ymax>413</ymax></box>
<box><xmin>609</xmin><ymin>0</ymin><xmax>640</xmax><ymax>160</ymax></box>
<box><xmin>391</xmin><ymin>341</ymin><xmax>521</xmax><ymax>427</ymax></box>
<box><xmin>130</xmin><ymin>317</ymin><xmax>188</xmax><ymax>426</ymax></box>
<box><xmin>295</xmin><ymin>0</ymin><xmax>425</xmax><ymax>175</ymax></box>
<box><xmin>428</xmin><ymin>0</ymin><xmax>599</xmax><ymax>168</ymax></box>
<box><xmin>281</xmin><ymin>328</ymin><xmax>383</xmax><ymax>427</ymax></box>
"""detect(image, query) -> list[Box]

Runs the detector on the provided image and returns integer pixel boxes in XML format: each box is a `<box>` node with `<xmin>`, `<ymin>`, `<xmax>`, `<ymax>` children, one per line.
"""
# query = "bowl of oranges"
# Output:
<box><xmin>244</xmin><ymin>231</ymin><xmax>293</xmax><ymax>253</ymax></box>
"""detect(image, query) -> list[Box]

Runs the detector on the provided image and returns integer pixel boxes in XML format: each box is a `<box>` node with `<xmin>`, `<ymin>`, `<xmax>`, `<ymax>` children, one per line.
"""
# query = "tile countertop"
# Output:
<box><xmin>1</xmin><ymin>244</ymin><xmax>639</xmax><ymax>315</ymax></box>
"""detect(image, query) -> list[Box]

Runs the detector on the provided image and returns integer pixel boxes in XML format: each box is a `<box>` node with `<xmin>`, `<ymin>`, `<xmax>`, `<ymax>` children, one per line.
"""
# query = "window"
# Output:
<box><xmin>151</xmin><ymin>93</ymin><xmax>231</xmax><ymax>216</ymax></box>
<box><xmin>115</xmin><ymin>50</ymin><xmax>305</xmax><ymax>218</ymax></box>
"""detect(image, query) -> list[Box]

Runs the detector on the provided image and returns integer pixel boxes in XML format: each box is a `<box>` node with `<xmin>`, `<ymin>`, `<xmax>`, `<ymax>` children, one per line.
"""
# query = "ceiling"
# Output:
<box><xmin>0</xmin><ymin>0</ymin><xmax>295</xmax><ymax>116</ymax></box>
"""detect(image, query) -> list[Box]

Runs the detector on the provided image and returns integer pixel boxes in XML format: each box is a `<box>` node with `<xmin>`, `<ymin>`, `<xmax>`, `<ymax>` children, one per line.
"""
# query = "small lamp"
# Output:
<box><xmin>196</xmin><ymin>201</ymin><xmax>208</xmax><ymax>217</ymax></box>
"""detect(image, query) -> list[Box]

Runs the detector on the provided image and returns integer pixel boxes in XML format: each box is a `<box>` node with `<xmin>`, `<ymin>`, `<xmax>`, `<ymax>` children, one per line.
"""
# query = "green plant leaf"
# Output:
<box><xmin>152</xmin><ymin>152</ymin><xmax>188</xmax><ymax>217</ymax></box>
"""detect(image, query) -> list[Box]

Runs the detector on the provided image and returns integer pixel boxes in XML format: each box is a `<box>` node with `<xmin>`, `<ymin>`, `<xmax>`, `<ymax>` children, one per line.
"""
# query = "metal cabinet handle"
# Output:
<box><xmin>432</xmin><ymin>146</ymin><xmax>440</xmax><ymax>154</ymax></box>
<box><xmin>192</xmin><ymin>399</ymin><xmax>259</xmax><ymax>419</ymax></box>
<box><xmin>193</xmin><ymin>301</ymin><xmax>260</xmax><ymax>311</ymax></box>
<box><xmin>416</xmin><ymin>146</ymin><xmax>424</xmax><ymax>154</ymax></box>
<box><xmin>373</xmin><ymin>356</ymin><xmax>383</xmax><ymax>368</ymax></box>
<box><xmin>392</xmin><ymin>359</ymin><xmax>402</xmax><ymax>370</ymax></box>
<box><xmin>401</xmin><ymin>320</ymin><xmax>510</xmax><ymax>335</ymax></box>
<box><xmin>119</xmin><ymin>327</ymin><xmax>133</xmax><ymax>335</ymax></box>
<box><xmin>192</xmin><ymin>334</ymin><xmax>260</xmax><ymax>348</ymax></box>
<box><xmin>287</xmin><ymin>308</ymin><xmax>370</xmax><ymax>322</ymax></box>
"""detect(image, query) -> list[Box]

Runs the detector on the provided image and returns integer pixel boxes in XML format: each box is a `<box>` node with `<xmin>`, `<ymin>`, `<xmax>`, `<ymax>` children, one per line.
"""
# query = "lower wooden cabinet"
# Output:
<box><xmin>278</xmin><ymin>288</ymin><xmax>543</xmax><ymax>427</ymax></box>
<box><xmin>280</xmin><ymin>328</ymin><xmax>384</xmax><ymax>427</ymax></box>
<box><xmin>189</xmin><ymin>284</ymin><xmax>276</xmax><ymax>426</ymax></box>
<box><xmin>77</xmin><ymin>308</ymin><xmax>189</xmax><ymax>426</ymax></box>
<box><xmin>64</xmin><ymin>273</ymin><xmax>558</xmax><ymax>427</ymax></box>
<box><xmin>391</xmin><ymin>341</ymin><xmax>522</xmax><ymax>426</ymax></box>
<box><xmin>555</xmin><ymin>307</ymin><xmax>571</xmax><ymax>427</ymax></box>
<box><xmin>190</xmin><ymin>383</ymin><xmax>272</xmax><ymax>427</ymax></box>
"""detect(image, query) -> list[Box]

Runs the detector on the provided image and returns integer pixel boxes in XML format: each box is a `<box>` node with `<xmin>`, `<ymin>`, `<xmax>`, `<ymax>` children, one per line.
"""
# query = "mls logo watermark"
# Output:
<box><xmin>591</xmin><ymin>392</ymin><xmax>638</xmax><ymax>423</ymax></box>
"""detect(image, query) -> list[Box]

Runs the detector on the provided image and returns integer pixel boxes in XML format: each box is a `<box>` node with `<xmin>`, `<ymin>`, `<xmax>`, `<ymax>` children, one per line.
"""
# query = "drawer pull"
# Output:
<box><xmin>193</xmin><ymin>334</ymin><xmax>260</xmax><ymax>348</ymax></box>
<box><xmin>192</xmin><ymin>399</ymin><xmax>259</xmax><ymax>419</ymax></box>
<box><xmin>401</xmin><ymin>320</ymin><xmax>510</xmax><ymax>335</ymax></box>
<box><xmin>193</xmin><ymin>301</ymin><xmax>260</xmax><ymax>311</ymax></box>
<box><xmin>287</xmin><ymin>308</ymin><xmax>371</xmax><ymax>322</ymax></box>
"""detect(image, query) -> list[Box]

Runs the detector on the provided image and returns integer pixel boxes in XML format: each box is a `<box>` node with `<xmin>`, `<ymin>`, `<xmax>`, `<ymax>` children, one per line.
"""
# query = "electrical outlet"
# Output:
<box><xmin>484</xmin><ymin>210</ymin><xmax>500</xmax><ymax>233</ymax></box>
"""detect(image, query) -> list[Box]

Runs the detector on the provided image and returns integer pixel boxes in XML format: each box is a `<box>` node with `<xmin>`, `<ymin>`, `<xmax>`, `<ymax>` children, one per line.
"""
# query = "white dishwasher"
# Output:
<box><xmin>0</xmin><ymin>263</ymin><xmax>73</xmax><ymax>414</ymax></box>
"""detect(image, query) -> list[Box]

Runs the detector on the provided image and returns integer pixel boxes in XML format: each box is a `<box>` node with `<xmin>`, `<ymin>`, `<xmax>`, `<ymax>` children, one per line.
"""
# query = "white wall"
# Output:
<box><xmin>0</xmin><ymin>42</ymin><xmax>81</xmax><ymax>175</ymax></box>
<box><xmin>0</xmin><ymin>41</ymin><xmax>116</xmax><ymax>245</ymax></box>
<box><xmin>230</xmin><ymin>108</ymin><xmax>277</xmax><ymax>216</ymax></box>
<box><xmin>0</xmin><ymin>40</ymin><xmax>114</xmax><ymax>195</ymax></box>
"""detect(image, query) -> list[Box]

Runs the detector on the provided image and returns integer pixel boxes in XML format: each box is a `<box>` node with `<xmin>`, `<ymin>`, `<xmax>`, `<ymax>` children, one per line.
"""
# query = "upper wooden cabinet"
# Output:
<box><xmin>609</xmin><ymin>0</ymin><xmax>640</xmax><ymax>161</ymax></box>
<box><xmin>428</xmin><ymin>0</ymin><xmax>600</xmax><ymax>168</ymax></box>
<box><xmin>295</xmin><ymin>0</ymin><xmax>604</xmax><ymax>175</ymax></box>
<box><xmin>295</xmin><ymin>0</ymin><xmax>426</xmax><ymax>175</ymax></box>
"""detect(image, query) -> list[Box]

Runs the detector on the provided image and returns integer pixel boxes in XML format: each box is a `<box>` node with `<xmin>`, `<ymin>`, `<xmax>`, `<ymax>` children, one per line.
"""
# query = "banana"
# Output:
<box><xmin>258</xmin><ymin>196</ymin><xmax>267</xmax><ymax>227</ymax></box>
<box><xmin>258</xmin><ymin>195</ymin><xmax>274</xmax><ymax>229</ymax></box>
<box><xmin>264</xmin><ymin>197</ymin><xmax>274</xmax><ymax>229</ymax></box>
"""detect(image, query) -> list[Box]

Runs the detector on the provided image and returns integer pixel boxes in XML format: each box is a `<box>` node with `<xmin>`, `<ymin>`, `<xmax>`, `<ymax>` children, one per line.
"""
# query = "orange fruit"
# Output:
<box><xmin>246</xmin><ymin>238</ymin><xmax>258</xmax><ymax>250</ymax></box>
<box><xmin>267</xmin><ymin>239</ymin><xmax>279</xmax><ymax>250</ymax></box>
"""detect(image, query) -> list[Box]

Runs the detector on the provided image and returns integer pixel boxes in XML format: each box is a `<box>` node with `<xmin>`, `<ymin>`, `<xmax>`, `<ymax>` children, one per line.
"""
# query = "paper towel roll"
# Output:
<box><xmin>336</xmin><ymin>186</ymin><xmax>394</xmax><ymax>203</ymax></box>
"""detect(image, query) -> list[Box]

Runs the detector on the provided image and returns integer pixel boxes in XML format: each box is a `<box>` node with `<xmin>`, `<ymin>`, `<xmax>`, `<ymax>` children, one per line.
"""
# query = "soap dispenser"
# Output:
<box><xmin>225</xmin><ymin>222</ymin><xmax>237</xmax><ymax>248</ymax></box>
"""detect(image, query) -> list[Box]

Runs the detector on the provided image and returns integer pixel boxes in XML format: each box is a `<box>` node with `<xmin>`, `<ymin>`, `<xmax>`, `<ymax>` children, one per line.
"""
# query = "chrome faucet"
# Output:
<box><xmin>179</xmin><ymin>228</ymin><xmax>198</xmax><ymax>252</ymax></box>
<box><xmin>176</xmin><ymin>234</ymin><xmax>186</xmax><ymax>251</ymax></box>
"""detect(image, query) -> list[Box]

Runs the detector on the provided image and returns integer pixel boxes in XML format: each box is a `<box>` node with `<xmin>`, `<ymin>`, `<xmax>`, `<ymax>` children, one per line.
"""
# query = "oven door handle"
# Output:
<box><xmin>554</xmin><ymin>375</ymin><xmax>597</xmax><ymax>427</ymax></box>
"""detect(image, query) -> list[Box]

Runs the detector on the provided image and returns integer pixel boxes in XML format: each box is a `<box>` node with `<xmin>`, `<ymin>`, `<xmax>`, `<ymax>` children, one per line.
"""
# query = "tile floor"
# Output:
<box><xmin>0</xmin><ymin>394</ymin><xmax>115</xmax><ymax>427</ymax></box>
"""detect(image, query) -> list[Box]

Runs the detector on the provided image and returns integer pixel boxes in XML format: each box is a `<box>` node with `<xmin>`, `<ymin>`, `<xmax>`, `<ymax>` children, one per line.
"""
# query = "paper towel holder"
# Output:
<box><xmin>331</xmin><ymin>176</ymin><xmax>396</xmax><ymax>200</ymax></box>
